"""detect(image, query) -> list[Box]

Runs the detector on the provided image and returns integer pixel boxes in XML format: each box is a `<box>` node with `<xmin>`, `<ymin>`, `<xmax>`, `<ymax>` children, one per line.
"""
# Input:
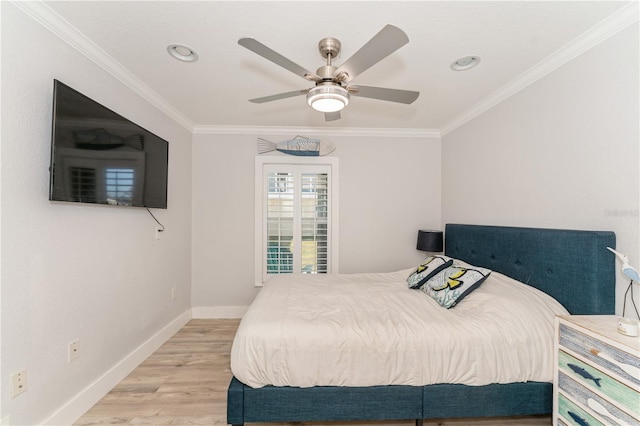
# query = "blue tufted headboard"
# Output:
<box><xmin>444</xmin><ymin>224</ymin><xmax>616</xmax><ymax>315</ymax></box>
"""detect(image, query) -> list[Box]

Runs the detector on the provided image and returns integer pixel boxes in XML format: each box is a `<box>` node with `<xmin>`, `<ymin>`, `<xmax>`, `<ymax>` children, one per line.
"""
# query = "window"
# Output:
<box><xmin>255</xmin><ymin>156</ymin><xmax>339</xmax><ymax>285</ymax></box>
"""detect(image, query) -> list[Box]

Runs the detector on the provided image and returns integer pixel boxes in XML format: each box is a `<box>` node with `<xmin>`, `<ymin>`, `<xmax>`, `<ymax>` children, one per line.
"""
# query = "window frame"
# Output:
<box><xmin>255</xmin><ymin>155</ymin><xmax>339</xmax><ymax>286</ymax></box>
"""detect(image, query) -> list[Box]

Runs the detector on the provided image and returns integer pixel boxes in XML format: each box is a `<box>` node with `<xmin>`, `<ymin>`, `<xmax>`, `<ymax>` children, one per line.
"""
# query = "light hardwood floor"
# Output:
<box><xmin>74</xmin><ymin>319</ymin><xmax>551</xmax><ymax>425</ymax></box>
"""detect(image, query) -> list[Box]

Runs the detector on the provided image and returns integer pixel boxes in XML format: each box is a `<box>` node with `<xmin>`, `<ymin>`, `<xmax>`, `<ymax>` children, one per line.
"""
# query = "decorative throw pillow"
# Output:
<box><xmin>421</xmin><ymin>264</ymin><xmax>491</xmax><ymax>308</ymax></box>
<box><xmin>406</xmin><ymin>256</ymin><xmax>453</xmax><ymax>289</ymax></box>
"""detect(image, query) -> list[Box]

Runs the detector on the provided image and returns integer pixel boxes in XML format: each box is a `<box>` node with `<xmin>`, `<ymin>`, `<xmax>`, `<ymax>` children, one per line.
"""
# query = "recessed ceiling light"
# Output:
<box><xmin>450</xmin><ymin>55</ymin><xmax>480</xmax><ymax>71</ymax></box>
<box><xmin>167</xmin><ymin>44</ymin><xmax>199</xmax><ymax>62</ymax></box>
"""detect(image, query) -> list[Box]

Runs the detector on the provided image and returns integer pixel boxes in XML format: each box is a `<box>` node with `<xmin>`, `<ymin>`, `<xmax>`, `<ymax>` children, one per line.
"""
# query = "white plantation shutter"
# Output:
<box><xmin>256</xmin><ymin>157</ymin><xmax>339</xmax><ymax>285</ymax></box>
<box><xmin>300</xmin><ymin>172</ymin><xmax>328</xmax><ymax>273</ymax></box>
<box><xmin>266</xmin><ymin>171</ymin><xmax>294</xmax><ymax>274</ymax></box>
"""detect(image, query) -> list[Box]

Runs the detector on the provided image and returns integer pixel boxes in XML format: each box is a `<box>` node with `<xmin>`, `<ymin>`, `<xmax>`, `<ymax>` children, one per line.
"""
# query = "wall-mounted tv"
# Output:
<box><xmin>49</xmin><ymin>80</ymin><xmax>168</xmax><ymax>209</ymax></box>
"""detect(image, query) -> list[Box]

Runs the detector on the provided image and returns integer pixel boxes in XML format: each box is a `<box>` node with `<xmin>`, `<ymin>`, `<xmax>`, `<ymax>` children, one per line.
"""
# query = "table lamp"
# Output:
<box><xmin>417</xmin><ymin>230</ymin><xmax>443</xmax><ymax>253</ymax></box>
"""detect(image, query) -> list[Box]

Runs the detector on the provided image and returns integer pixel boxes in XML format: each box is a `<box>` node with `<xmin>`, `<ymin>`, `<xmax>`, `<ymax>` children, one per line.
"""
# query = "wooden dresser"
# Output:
<box><xmin>554</xmin><ymin>315</ymin><xmax>640</xmax><ymax>426</ymax></box>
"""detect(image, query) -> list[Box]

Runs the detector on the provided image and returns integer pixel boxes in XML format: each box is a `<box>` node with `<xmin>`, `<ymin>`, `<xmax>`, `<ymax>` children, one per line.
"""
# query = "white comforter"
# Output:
<box><xmin>230</xmin><ymin>266</ymin><xmax>569</xmax><ymax>388</ymax></box>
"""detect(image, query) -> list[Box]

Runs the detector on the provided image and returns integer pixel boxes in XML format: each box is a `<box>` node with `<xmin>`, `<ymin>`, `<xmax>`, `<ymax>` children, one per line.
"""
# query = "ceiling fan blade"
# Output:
<box><xmin>350</xmin><ymin>85</ymin><xmax>419</xmax><ymax>104</ymax></box>
<box><xmin>324</xmin><ymin>111</ymin><xmax>341</xmax><ymax>121</ymax></box>
<box><xmin>249</xmin><ymin>89</ymin><xmax>310</xmax><ymax>104</ymax></box>
<box><xmin>332</xmin><ymin>25</ymin><xmax>409</xmax><ymax>83</ymax></box>
<box><xmin>239</xmin><ymin>38</ymin><xmax>320</xmax><ymax>82</ymax></box>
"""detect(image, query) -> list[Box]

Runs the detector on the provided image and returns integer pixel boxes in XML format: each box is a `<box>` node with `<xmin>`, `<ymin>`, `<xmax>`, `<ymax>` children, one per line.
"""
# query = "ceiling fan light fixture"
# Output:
<box><xmin>307</xmin><ymin>85</ymin><xmax>350</xmax><ymax>113</ymax></box>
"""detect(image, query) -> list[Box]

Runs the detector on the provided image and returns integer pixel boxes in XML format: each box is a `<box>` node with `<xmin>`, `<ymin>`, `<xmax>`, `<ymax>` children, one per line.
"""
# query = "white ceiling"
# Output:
<box><xmin>36</xmin><ymin>1</ymin><xmax>635</xmax><ymax>132</ymax></box>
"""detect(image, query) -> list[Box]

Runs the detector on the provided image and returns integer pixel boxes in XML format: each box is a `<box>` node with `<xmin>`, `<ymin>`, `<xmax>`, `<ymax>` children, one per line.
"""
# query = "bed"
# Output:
<box><xmin>227</xmin><ymin>224</ymin><xmax>616</xmax><ymax>425</ymax></box>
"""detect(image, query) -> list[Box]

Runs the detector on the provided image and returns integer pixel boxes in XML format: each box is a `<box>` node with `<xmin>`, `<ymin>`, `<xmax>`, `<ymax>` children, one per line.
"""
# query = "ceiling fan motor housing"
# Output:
<box><xmin>316</xmin><ymin>65</ymin><xmax>338</xmax><ymax>80</ymax></box>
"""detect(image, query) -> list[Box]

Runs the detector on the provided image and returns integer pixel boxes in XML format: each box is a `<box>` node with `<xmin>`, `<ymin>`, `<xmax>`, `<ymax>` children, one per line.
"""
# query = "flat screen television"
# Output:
<box><xmin>49</xmin><ymin>80</ymin><xmax>168</xmax><ymax>209</ymax></box>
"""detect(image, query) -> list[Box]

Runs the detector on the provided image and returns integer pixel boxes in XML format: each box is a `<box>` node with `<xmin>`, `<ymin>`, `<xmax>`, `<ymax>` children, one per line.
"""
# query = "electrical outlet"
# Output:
<box><xmin>155</xmin><ymin>227</ymin><xmax>163</xmax><ymax>240</ymax></box>
<box><xmin>171</xmin><ymin>287</ymin><xmax>176</xmax><ymax>300</ymax></box>
<box><xmin>10</xmin><ymin>369</ymin><xmax>27</xmax><ymax>398</ymax></box>
<box><xmin>68</xmin><ymin>339</ymin><xmax>80</xmax><ymax>362</ymax></box>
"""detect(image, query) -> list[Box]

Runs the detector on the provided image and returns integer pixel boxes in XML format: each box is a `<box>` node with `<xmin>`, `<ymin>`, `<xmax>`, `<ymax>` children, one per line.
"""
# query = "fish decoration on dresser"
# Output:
<box><xmin>567</xmin><ymin>411</ymin><xmax>590</xmax><ymax>426</ymax></box>
<box><xmin>257</xmin><ymin>136</ymin><xmax>335</xmax><ymax>156</ymax></box>
<box><xmin>567</xmin><ymin>363</ymin><xmax>602</xmax><ymax>387</ymax></box>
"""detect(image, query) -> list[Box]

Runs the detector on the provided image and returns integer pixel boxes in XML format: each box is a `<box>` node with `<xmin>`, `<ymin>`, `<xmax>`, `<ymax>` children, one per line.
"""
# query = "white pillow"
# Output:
<box><xmin>406</xmin><ymin>255</ymin><xmax>453</xmax><ymax>289</ymax></box>
<box><xmin>422</xmin><ymin>263</ymin><xmax>492</xmax><ymax>308</ymax></box>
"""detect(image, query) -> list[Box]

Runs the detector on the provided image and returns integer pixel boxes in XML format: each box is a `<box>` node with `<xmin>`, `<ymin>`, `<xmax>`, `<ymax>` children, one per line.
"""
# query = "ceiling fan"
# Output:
<box><xmin>238</xmin><ymin>25</ymin><xmax>420</xmax><ymax>122</ymax></box>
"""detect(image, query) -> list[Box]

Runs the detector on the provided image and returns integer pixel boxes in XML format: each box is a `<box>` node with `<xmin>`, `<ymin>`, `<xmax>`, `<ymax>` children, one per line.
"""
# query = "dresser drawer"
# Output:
<box><xmin>559</xmin><ymin>323</ymin><xmax>640</xmax><ymax>388</ymax></box>
<box><xmin>558</xmin><ymin>372</ymin><xmax>639</xmax><ymax>425</ymax></box>
<box><xmin>559</xmin><ymin>349</ymin><xmax>640</xmax><ymax>418</ymax></box>
<box><xmin>557</xmin><ymin>391</ymin><xmax>604</xmax><ymax>426</ymax></box>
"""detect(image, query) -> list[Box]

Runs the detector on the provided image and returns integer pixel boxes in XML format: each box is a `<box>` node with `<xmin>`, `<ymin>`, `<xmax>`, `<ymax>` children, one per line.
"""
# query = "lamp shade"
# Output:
<box><xmin>417</xmin><ymin>230</ymin><xmax>443</xmax><ymax>252</ymax></box>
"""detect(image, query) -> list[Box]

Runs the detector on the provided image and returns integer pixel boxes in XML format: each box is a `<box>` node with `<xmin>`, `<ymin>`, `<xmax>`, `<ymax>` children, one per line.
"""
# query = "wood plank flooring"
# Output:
<box><xmin>74</xmin><ymin>319</ymin><xmax>551</xmax><ymax>425</ymax></box>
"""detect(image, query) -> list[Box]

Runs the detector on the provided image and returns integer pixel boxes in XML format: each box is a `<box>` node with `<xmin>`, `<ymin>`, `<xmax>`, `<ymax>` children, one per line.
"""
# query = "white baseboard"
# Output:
<box><xmin>191</xmin><ymin>306</ymin><xmax>248</xmax><ymax>319</ymax></box>
<box><xmin>41</xmin><ymin>309</ymin><xmax>193</xmax><ymax>426</ymax></box>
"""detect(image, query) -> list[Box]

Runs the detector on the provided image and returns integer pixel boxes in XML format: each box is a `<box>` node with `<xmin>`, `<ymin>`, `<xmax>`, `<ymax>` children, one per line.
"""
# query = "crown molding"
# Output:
<box><xmin>192</xmin><ymin>125</ymin><xmax>441</xmax><ymax>139</ymax></box>
<box><xmin>12</xmin><ymin>0</ymin><xmax>195</xmax><ymax>132</ymax></box>
<box><xmin>440</xmin><ymin>2</ymin><xmax>639</xmax><ymax>136</ymax></box>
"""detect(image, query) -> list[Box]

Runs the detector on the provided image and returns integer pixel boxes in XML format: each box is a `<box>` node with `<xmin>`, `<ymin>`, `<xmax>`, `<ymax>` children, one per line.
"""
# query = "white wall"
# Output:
<box><xmin>1</xmin><ymin>3</ymin><xmax>193</xmax><ymax>424</ymax></box>
<box><xmin>442</xmin><ymin>23</ymin><xmax>640</xmax><ymax>315</ymax></box>
<box><xmin>191</xmin><ymin>131</ymin><xmax>441</xmax><ymax>312</ymax></box>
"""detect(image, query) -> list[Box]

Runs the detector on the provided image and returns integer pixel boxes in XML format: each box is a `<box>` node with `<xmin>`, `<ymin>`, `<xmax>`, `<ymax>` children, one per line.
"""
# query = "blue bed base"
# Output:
<box><xmin>228</xmin><ymin>224</ymin><xmax>616</xmax><ymax>425</ymax></box>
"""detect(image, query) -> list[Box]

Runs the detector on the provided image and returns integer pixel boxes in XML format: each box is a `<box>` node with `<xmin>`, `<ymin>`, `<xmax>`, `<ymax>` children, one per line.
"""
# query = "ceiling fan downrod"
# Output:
<box><xmin>316</xmin><ymin>37</ymin><xmax>345</xmax><ymax>82</ymax></box>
